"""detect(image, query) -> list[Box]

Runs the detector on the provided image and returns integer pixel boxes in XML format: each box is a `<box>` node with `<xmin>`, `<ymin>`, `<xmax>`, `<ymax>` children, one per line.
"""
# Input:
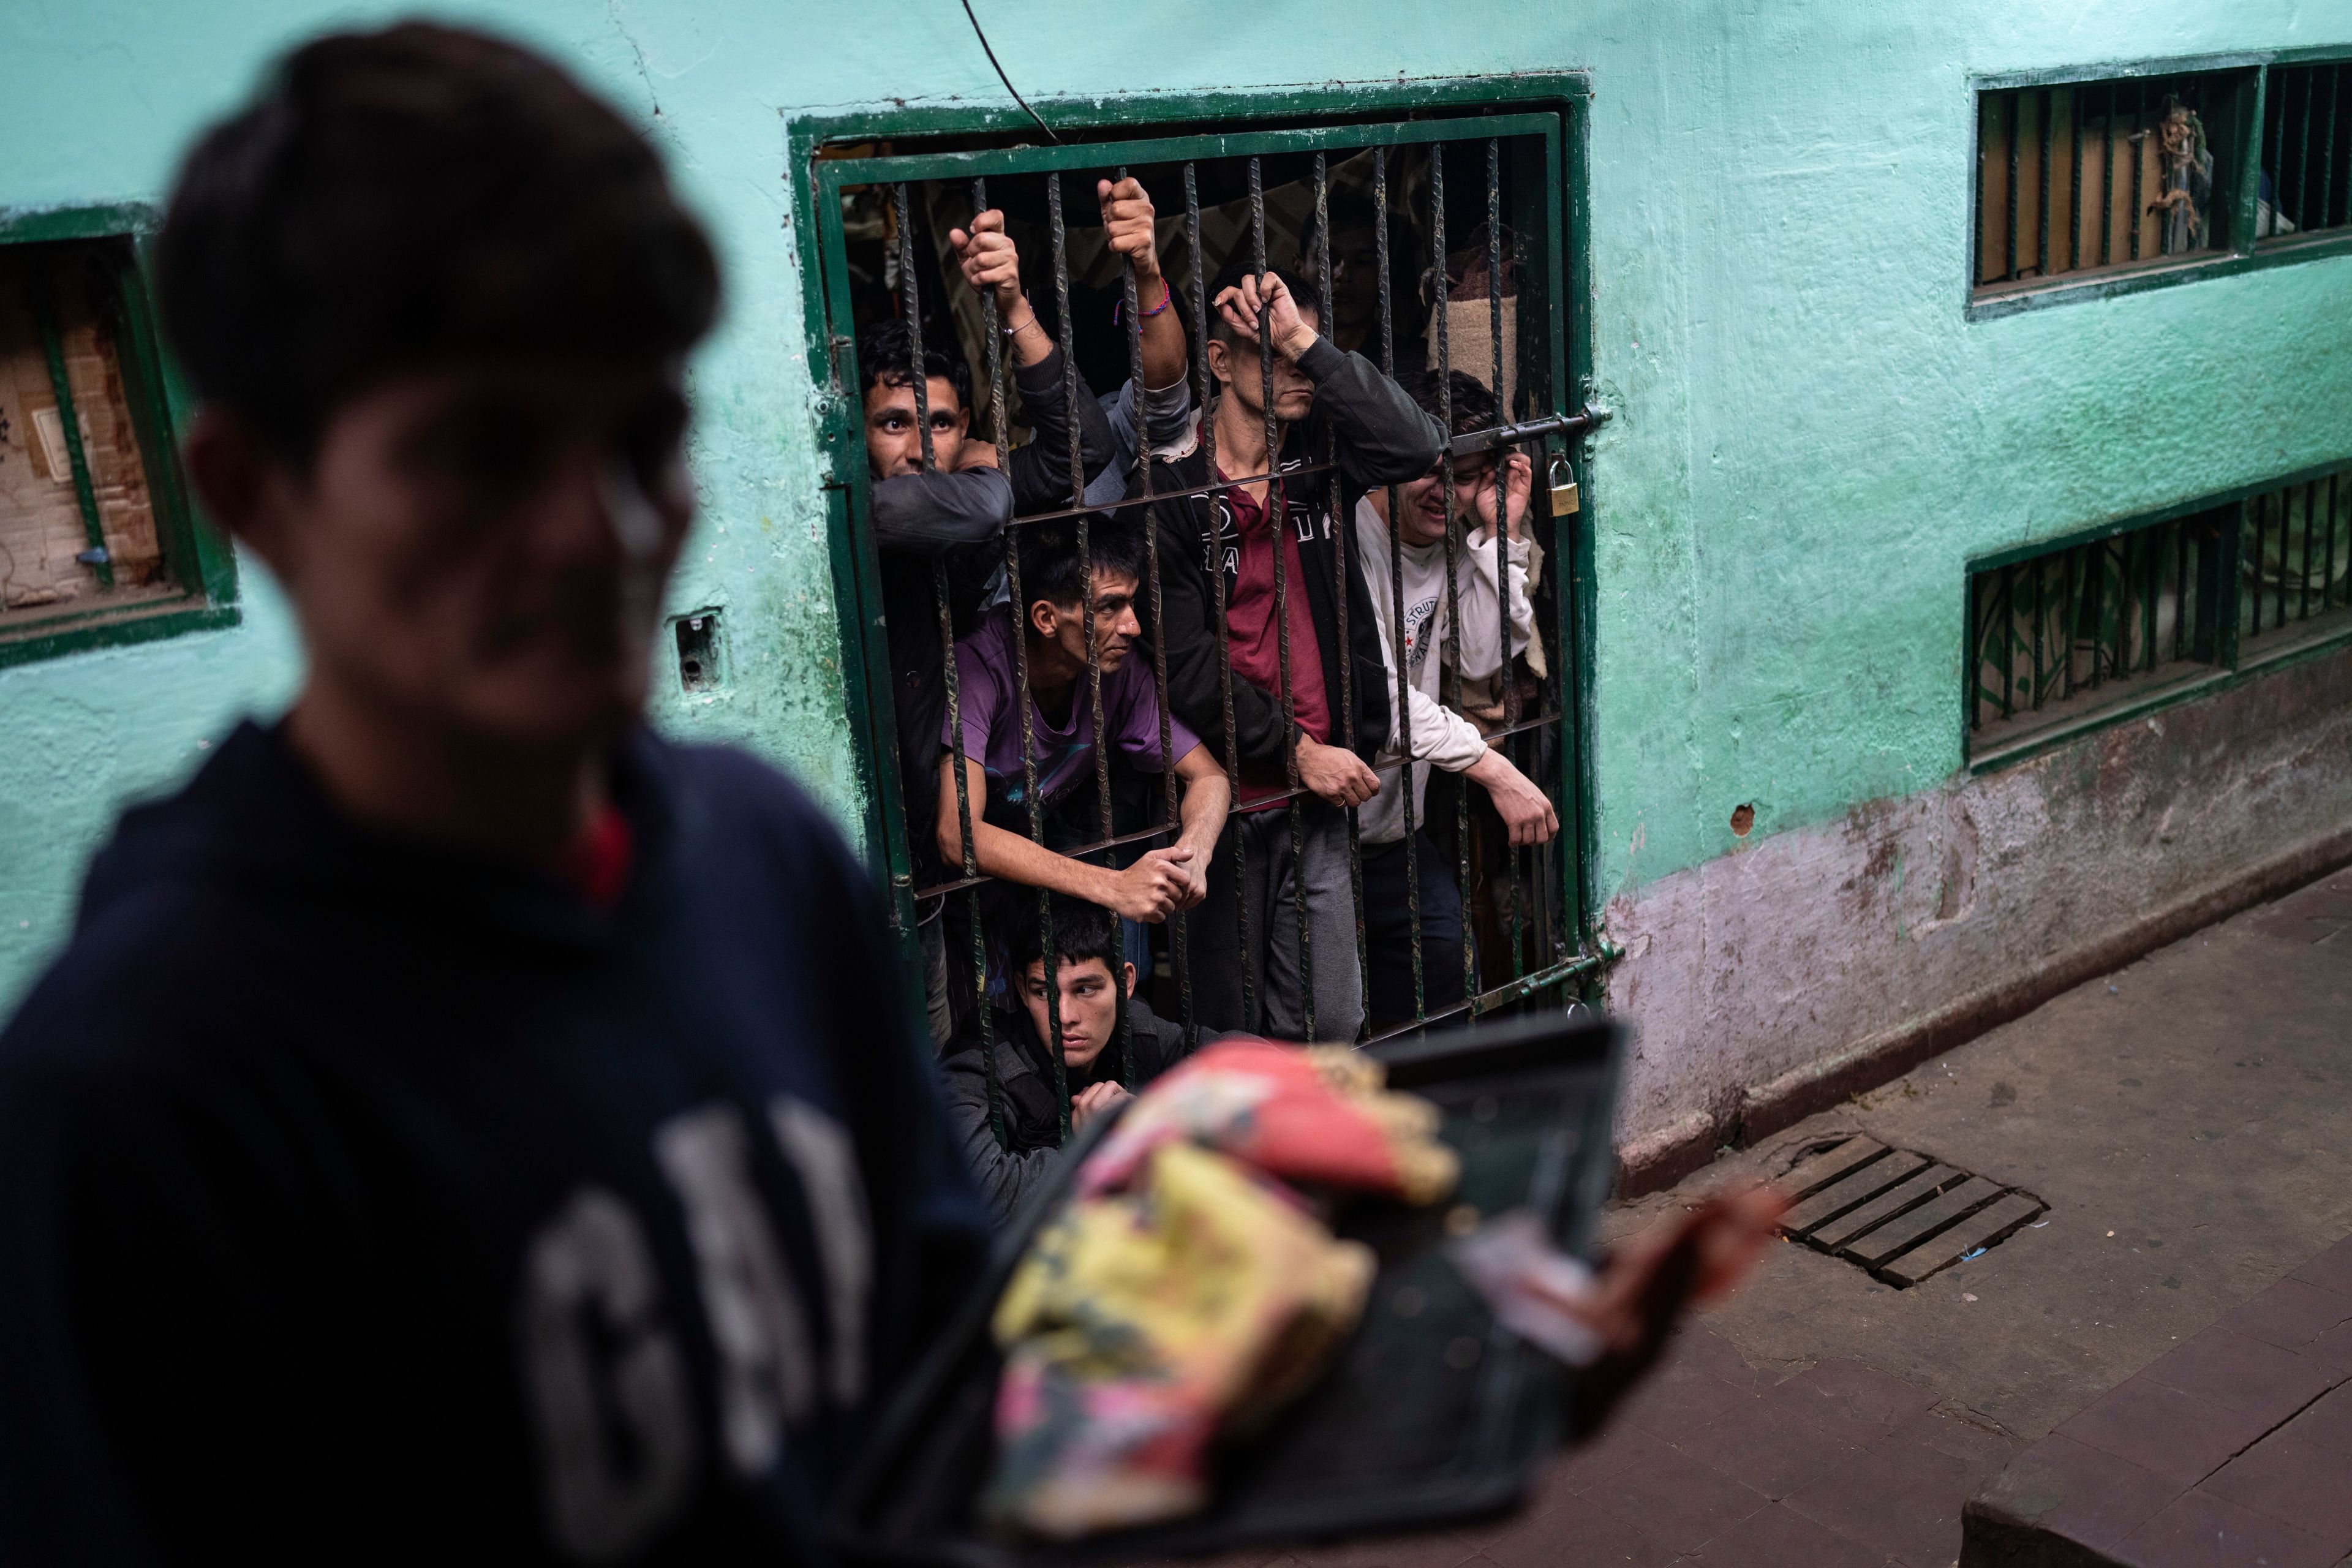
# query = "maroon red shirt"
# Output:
<box><xmin>1219</xmin><ymin>472</ymin><xmax>1331</xmax><ymax>803</ymax></box>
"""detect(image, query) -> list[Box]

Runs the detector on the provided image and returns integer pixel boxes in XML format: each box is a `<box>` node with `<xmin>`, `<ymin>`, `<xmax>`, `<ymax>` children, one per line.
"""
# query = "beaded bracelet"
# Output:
<box><xmin>1112</xmin><ymin>279</ymin><xmax>1173</xmax><ymax>323</ymax></box>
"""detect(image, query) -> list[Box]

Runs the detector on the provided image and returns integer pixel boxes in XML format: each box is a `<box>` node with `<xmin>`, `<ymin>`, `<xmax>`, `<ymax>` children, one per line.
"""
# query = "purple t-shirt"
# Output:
<box><xmin>943</xmin><ymin>608</ymin><xmax>1199</xmax><ymax>814</ymax></box>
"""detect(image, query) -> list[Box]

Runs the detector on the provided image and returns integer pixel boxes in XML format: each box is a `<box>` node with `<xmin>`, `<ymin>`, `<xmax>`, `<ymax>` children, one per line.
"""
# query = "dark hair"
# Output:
<box><xmin>1012</xmin><ymin>896</ymin><xmax>1124</xmax><ymax>982</ymax></box>
<box><xmin>157</xmin><ymin>22</ymin><xmax>720</xmax><ymax>461</ymax></box>
<box><xmin>1403</xmin><ymin>368</ymin><xmax>1498</xmax><ymax>442</ymax></box>
<box><xmin>859</xmin><ymin>317</ymin><xmax>972</xmax><ymax>415</ymax></box>
<box><xmin>1016</xmin><ymin>514</ymin><xmax>1147</xmax><ymax>617</ymax></box>
<box><xmin>1204</xmin><ymin>258</ymin><xmax>1323</xmax><ymax>351</ymax></box>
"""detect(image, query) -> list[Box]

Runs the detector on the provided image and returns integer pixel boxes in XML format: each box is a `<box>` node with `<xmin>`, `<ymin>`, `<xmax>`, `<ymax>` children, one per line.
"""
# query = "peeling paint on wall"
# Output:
<box><xmin>1604</xmin><ymin>644</ymin><xmax>2352</xmax><ymax>1161</ymax></box>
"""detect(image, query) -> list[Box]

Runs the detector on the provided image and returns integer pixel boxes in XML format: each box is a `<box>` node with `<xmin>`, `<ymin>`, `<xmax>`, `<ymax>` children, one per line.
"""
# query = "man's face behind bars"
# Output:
<box><xmin>189</xmin><ymin>355</ymin><xmax>694</xmax><ymax>753</ymax></box>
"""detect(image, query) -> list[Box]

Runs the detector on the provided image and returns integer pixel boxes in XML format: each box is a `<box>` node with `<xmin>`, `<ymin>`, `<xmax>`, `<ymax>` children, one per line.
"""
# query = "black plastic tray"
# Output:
<box><xmin>835</xmin><ymin>1011</ymin><xmax>1626</xmax><ymax>1567</ymax></box>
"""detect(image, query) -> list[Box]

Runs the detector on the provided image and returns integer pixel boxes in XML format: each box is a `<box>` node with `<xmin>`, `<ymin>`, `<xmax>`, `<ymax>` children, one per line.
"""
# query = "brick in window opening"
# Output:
<box><xmin>0</xmin><ymin>243</ymin><xmax>175</xmax><ymax>630</ymax></box>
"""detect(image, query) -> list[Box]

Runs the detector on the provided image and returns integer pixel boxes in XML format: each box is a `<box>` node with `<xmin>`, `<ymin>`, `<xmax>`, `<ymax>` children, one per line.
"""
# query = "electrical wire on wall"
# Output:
<box><xmin>959</xmin><ymin>0</ymin><xmax>1058</xmax><ymax>143</ymax></box>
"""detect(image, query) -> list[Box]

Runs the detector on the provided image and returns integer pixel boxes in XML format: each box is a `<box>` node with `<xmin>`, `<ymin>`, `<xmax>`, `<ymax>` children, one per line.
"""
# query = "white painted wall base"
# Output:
<box><xmin>1601</xmin><ymin>643</ymin><xmax>2352</xmax><ymax>1187</ymax></box>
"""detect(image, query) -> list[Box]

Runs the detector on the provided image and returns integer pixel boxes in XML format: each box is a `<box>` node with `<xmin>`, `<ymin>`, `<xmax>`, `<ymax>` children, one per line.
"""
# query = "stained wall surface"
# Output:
<box><xmin>2</xmin><ymin>1</ymin><xmax>2347</xmax><ymax>1150</ymax></box>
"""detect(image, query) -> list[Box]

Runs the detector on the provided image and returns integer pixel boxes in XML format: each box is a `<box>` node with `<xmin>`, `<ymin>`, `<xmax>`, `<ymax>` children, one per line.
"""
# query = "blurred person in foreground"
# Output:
<box><xmin>0</xmin><ymin>24</ymin><xmax>987</xmax><ymax>1564</ymax></box>
<box><xmin>0</xmin><ymin>21</ymin><xmax>1783</xmax><ymax>1566</ymax></box>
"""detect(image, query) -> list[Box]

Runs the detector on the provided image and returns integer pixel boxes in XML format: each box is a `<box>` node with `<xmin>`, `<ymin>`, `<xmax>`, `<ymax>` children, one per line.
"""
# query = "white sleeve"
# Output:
<box><xmin>1449</xmin><ymin>531</ymin><xmax>1533</xmax><ymax>682</ymax></box>
<box><xmin>1395</xmin><ymin>680</ymin><xmax>1489</xmax><ymax>774</ymax></box>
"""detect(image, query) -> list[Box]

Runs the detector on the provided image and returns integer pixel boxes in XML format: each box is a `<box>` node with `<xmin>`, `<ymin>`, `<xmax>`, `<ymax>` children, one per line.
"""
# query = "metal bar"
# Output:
<box><xmin>2063</xmin><ymin>544</ymin><xmax>2079</xmax><ymax>696</ymax></box>
<box><xmin>1376</xmin><ymin>147</ymin><xmax>1427</xmax><ymax>1025</ymax></box>
<box><xmin>2329</xmin><ymin>473</ymin><xmax>2342</xmax><ymax>610</ymax></box>
<box><xmin>1967</xmin><ymin>570</ymin><xmax>1982</xmax><ymax>731</ymax></box>
<box><xmin>1488</xmin><ymin>137</ymin><xmax>1526</xmax><ymax>984</ymax></box>
<box><xmin>2068</xmin><ymin>85</ymin><xmax>2083</xmax><ymax>273</ymax></box>
<box><xmin>2174</xmin><ymin>519</ymin><xmax>2189</xmax><ymax>663</ymax></box>
<box><xmin>2326</xmin><ymin>66</ymin><xmax>2343</xmax><ymax>230</ymax></box>
<box><xmin>2039</xmin><ymin>88</ymin><xmax>2053</xmax><ymax>277</ymax></box>
<box><xmin>2102</xmin><ymin>82</ymin><xmax>2118</xmax><ymax>265</ymax></box>
<box><xmin>961</xmin><ymin>178</ymin><xmax>1006</xmax><ymax>1148</ymax></box>
<box><xmin>2299</xmin><ymin>66</ymin><xmax>2318</xmax><ymax>229</ymax></box>
<box><xmin>2299</xmin><ymin>482</ymin><xmax>2314</xmax><ymax>622</ymax></box>
<box><xmin>2263</xmin><ymin>68</ymin><xmax>2285</xmax><ymax>235</ymax></box>
<box><xmin>1433</xmin><ymin>144</ymin><xmax>1479</xmax><ymax>1012</ymax></box>
<box><xmin>26</xmin><ymin>263</ymin><xmax>113</xmax><ymax>587</ymax></box>
<box><xmin>2031</xmin><ymin>554</ymin><xmax>2045</xmax><ymax>708</ymax></box>
<box><xmin>2248</xmin><ymin>492</ymin><xmax>2266</xmax><ymax>636</ymax></box>
<box><xmin>2141</xmin><ymin>525</ymin><xmax>2158</xmax><ymax>671</ymax></box>
<box><xmin>1119</xmin><ymin>163</ymin><xmax>1193</xmax><ymax>1057</ymax></box>
<box><xmin>2274</xmin><ymin>486</ymin><xmax>2290</xmax><ymax>630</ymax></box>
<box><xmin>1999</xmin><ymin>566</ymin><xmax>2015</xmax><ymax>717</ymax></box>
<box><xmin>824</xmin><ymin>112</ymin><xmax>1566</xmax><ymax>192</ymax></box>
<box><xmin>1314</xmin><ymin>153</ymin><xmax>1370</xmax><ymax>1039</ymax></box>
<box><xmin>982</xmin><ymin>213</ymin><xmax>1065</xmax><ymax>1145</ymax></box>
<box><xmin>1246</xmin><ymin>157</ymin><xmax>1316</xmax><ymax>1044</ymax></box>
<box><xmin>914</xmin><ymin>712</ymin><xmax>1568</xmax><ymax>901</ymax></box>
<box><xmin>2128</xmin><ymin>80</ymin><xmax>2145</xmax><ymax>262</ymax></box>
<box><xmin>2008</xmin><ymin>92</ymin><xmax>2022</xmax><ymax>279</ymax></box>
<box><xmin>1047</xmin><ymin>169</ymin><xmax>1129</xmax><ymax>1088</ymax></box>
<box><xmin>2089</xmin><ymin>540</ymin><xmax>2106</xmax><ymax>687</ymax></box>
<box><xmin>1362</xmin><ymin>950</ymin><xmax>1608</xmax><ymax>1044</ymax></box>
<box><xmin>1003</xmin><ymin>461</ymin><xmax>1337</xmax><ymax>529</ymax></box>
<box><xmin>1186</xmin><ymin>162</ymin><xmax>1257</xmax><ymax>1029</ymax></box>
<box><xmin>1447</xmin><ymin>409</ymin><xmax>1610</xmax><ymax>458</ymax></box>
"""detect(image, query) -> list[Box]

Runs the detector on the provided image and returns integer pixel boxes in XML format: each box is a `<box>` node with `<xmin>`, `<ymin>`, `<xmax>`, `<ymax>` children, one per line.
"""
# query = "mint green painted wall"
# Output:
<box><xmin>4</xmin><ymin>1</ymin><xmax>2348</xmax><ymax>1013</ymax></box>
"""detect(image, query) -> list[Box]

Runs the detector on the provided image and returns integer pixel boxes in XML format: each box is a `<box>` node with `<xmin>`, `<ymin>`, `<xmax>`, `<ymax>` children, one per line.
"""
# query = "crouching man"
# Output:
<box><xmin>941</xmin><ymin>898</ymin><xmax>1188</xmax><ymax>1224</ymax></box>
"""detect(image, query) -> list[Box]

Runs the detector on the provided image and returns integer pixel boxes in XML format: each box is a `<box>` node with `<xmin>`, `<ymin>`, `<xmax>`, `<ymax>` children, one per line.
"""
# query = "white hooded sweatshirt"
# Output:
<box><xmin>1352</xmin><ymin>494</ymin><xmax>1532</xmax><ymax>846</ymax></box>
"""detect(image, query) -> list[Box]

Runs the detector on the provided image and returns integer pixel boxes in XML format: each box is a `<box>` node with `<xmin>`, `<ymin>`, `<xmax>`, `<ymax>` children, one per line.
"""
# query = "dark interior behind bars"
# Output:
<box><xmin>839</xmin><ymin>133</ymin><xmax>1591</xmax><ymax>1150</ymax></box>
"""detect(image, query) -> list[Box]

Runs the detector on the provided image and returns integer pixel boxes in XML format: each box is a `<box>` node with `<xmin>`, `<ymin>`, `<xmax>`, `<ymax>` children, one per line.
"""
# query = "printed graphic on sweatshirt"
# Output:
<box><xmin>1400</xmin><ymin>594</ymin><xmax>1439</xmax><ymax>671</ymax></box>
<box><xmin>516</xmin><ymin>1096</ymin><xmax>872</xmax><ymax>1562</ymax></box>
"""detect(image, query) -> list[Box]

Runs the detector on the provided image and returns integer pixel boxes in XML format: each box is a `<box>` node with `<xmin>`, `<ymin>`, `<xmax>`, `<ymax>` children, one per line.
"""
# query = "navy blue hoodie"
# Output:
<box><xmin>0</xmin><ymin>721</ymin><xmax>987</xmax><ymax>1564</ymax></box>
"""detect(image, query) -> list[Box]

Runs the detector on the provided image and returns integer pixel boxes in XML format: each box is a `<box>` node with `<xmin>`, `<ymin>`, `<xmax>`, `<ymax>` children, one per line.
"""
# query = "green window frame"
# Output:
<box><xmin>786</xmin><ymin>77</ymin><xmax>1607</xmax><ymax>1033</ymax></box>
<box><xmin>0</xmin><ymin>203</ymin><xmax>237</xmax><ymax>667</ymax></box>
<box><xmin>1967</xmin><ymin>48</ymin><xmax>2352</xmax><ymax>322</ymax></box>
<box><xmin>1965</xmin><ymin>458</ymin><xmax>2352</xmax><ymax>769</ymax></box>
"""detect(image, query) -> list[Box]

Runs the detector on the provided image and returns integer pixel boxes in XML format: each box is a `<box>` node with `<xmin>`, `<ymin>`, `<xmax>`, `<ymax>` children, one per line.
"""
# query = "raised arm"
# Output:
<box><xmin>952</xmin><ymin>205</ymin><xmax>1117</xmax><ymax>515</ymax></box>
<box><xmin>937</xmin><ymin>755</ymin><xmax>1197</xmax><ymax>924</ymax></box>
<box><xmin>1099</xmin><ymin>176</ymin><xmax>1186</xmax><ymax>394</ymax></box>
<box><xmin>1450</xmin><ymin>451</ymin><xmax>1536</xmax><ymax>682</ymax></box>
<box><xmin>869</xmin><ymin>466</ymin><xmax>1013</xmax><ymax>554</ymax></box>
<box><xmin>1213</xmin><ymin>269</ymin><xmax>1441</xmax><ymax>488</ymax></box>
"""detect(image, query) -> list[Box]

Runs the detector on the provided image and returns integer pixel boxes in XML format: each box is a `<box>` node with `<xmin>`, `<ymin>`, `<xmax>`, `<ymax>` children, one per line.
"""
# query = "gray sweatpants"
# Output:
<box><xmin>1186</xmin><ymin>799</ymin><xmax>1365</xmax><ymax>1044</ymax></box>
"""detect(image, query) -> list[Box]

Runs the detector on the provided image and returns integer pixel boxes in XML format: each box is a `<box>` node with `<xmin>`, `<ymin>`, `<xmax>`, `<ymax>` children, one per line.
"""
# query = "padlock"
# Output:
<box><xmin>1547</xmin><ymin>453</ymin><xmax>1579</xmax><ymax>516</ymax></box>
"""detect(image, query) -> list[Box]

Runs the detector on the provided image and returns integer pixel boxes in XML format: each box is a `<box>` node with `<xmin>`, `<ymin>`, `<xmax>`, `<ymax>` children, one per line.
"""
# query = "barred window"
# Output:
<box><xmin>0</xmin><ymin>232</ymin><xmax>232</xmax><ymax>663</ymax></box>
<box><xmin>1967</xmin><ymin>466</ymin><xmax>2352</xmax><ymax>763</ymax></box>
<box><xmin>1972</xmin><ymin>69</ymin><xmax>2242</xmax><ymax>296</ymax></box>
<box><xmin>809</xmin><ymin>108</ymin><xmax>1600</xmax><ymax>1129</ymax></box>
<box><xmin>2259</xmin><ymin>61</ymin><xmax>2351</xmax><ymax>243</ymax></box>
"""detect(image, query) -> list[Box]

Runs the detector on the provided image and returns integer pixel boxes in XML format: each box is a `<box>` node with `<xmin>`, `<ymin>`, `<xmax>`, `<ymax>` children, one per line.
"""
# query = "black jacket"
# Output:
<box><xmin>0</xmin><ymin>722</ymin><xmax>987</xmax><ymax>1565</ymax></box>
<box><xmin>872</xmin><ymin>345</ymin><xmax>1116</xmax><ymax>886</ymax></box>
<box><xmin>1133</xmin><ymin>337</ymin><xmax>1442</xmax><ymax>777</ymax></box>
<box><xmin>938</xmin><ymin>994</ymin><xmax>1188</xmax><ymax>1224</ymax></box>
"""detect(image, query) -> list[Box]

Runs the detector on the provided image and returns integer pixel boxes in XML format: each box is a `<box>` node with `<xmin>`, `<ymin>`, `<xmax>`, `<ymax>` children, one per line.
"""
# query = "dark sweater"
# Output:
<box><xmin>938</xmin><ymin>993</ymin><xmax>1188</xmax><ymax>1223</ymax></box>
<box><xmin>872</xmin><ymin>347</ymin><xmax>1116</xmax><ymax>888</ymax></box>
<box><xmin>1134</xmin><ymin>337</ymin><xmax>1443</xmax><ymax>778</ymax></box>
<box><xmin>0</xmin><ymin>723</ymin><xmax>987</xmax><ymax>1565</ymax></box>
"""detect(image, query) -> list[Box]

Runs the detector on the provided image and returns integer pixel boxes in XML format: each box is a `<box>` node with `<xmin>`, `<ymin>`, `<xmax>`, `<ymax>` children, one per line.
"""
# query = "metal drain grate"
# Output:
<box><xmin>1774</xmin><ymin>1137</ymin><xmax>2046</xmax><ymax>1287</ymax></box>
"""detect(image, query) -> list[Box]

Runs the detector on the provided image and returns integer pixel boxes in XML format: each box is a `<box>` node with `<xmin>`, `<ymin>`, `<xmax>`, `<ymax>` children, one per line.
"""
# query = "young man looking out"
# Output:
<box><xmin>1355</xmin><ymin>370</ymin><xmax>1556</xmax><ymax>1030</ymax></box>
<box><xmin>940</xmin><ymin>517</ymin><xmax>1229</xmax><ymax>954</ymax></box>
<box><xmin>864</xmin><ymin>208</ymin><xmax>1115</xmax><ymax>1043</ymax></box>
<box><xmin>1144</xmin><ymin>261</ymin><xmax>1443</xmax><ymax>1042</ymax></box>
<box><xmin>940</xmin><ymin>897</ymin><xmax>1187</xmax><ymax>1223</ymax></box>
